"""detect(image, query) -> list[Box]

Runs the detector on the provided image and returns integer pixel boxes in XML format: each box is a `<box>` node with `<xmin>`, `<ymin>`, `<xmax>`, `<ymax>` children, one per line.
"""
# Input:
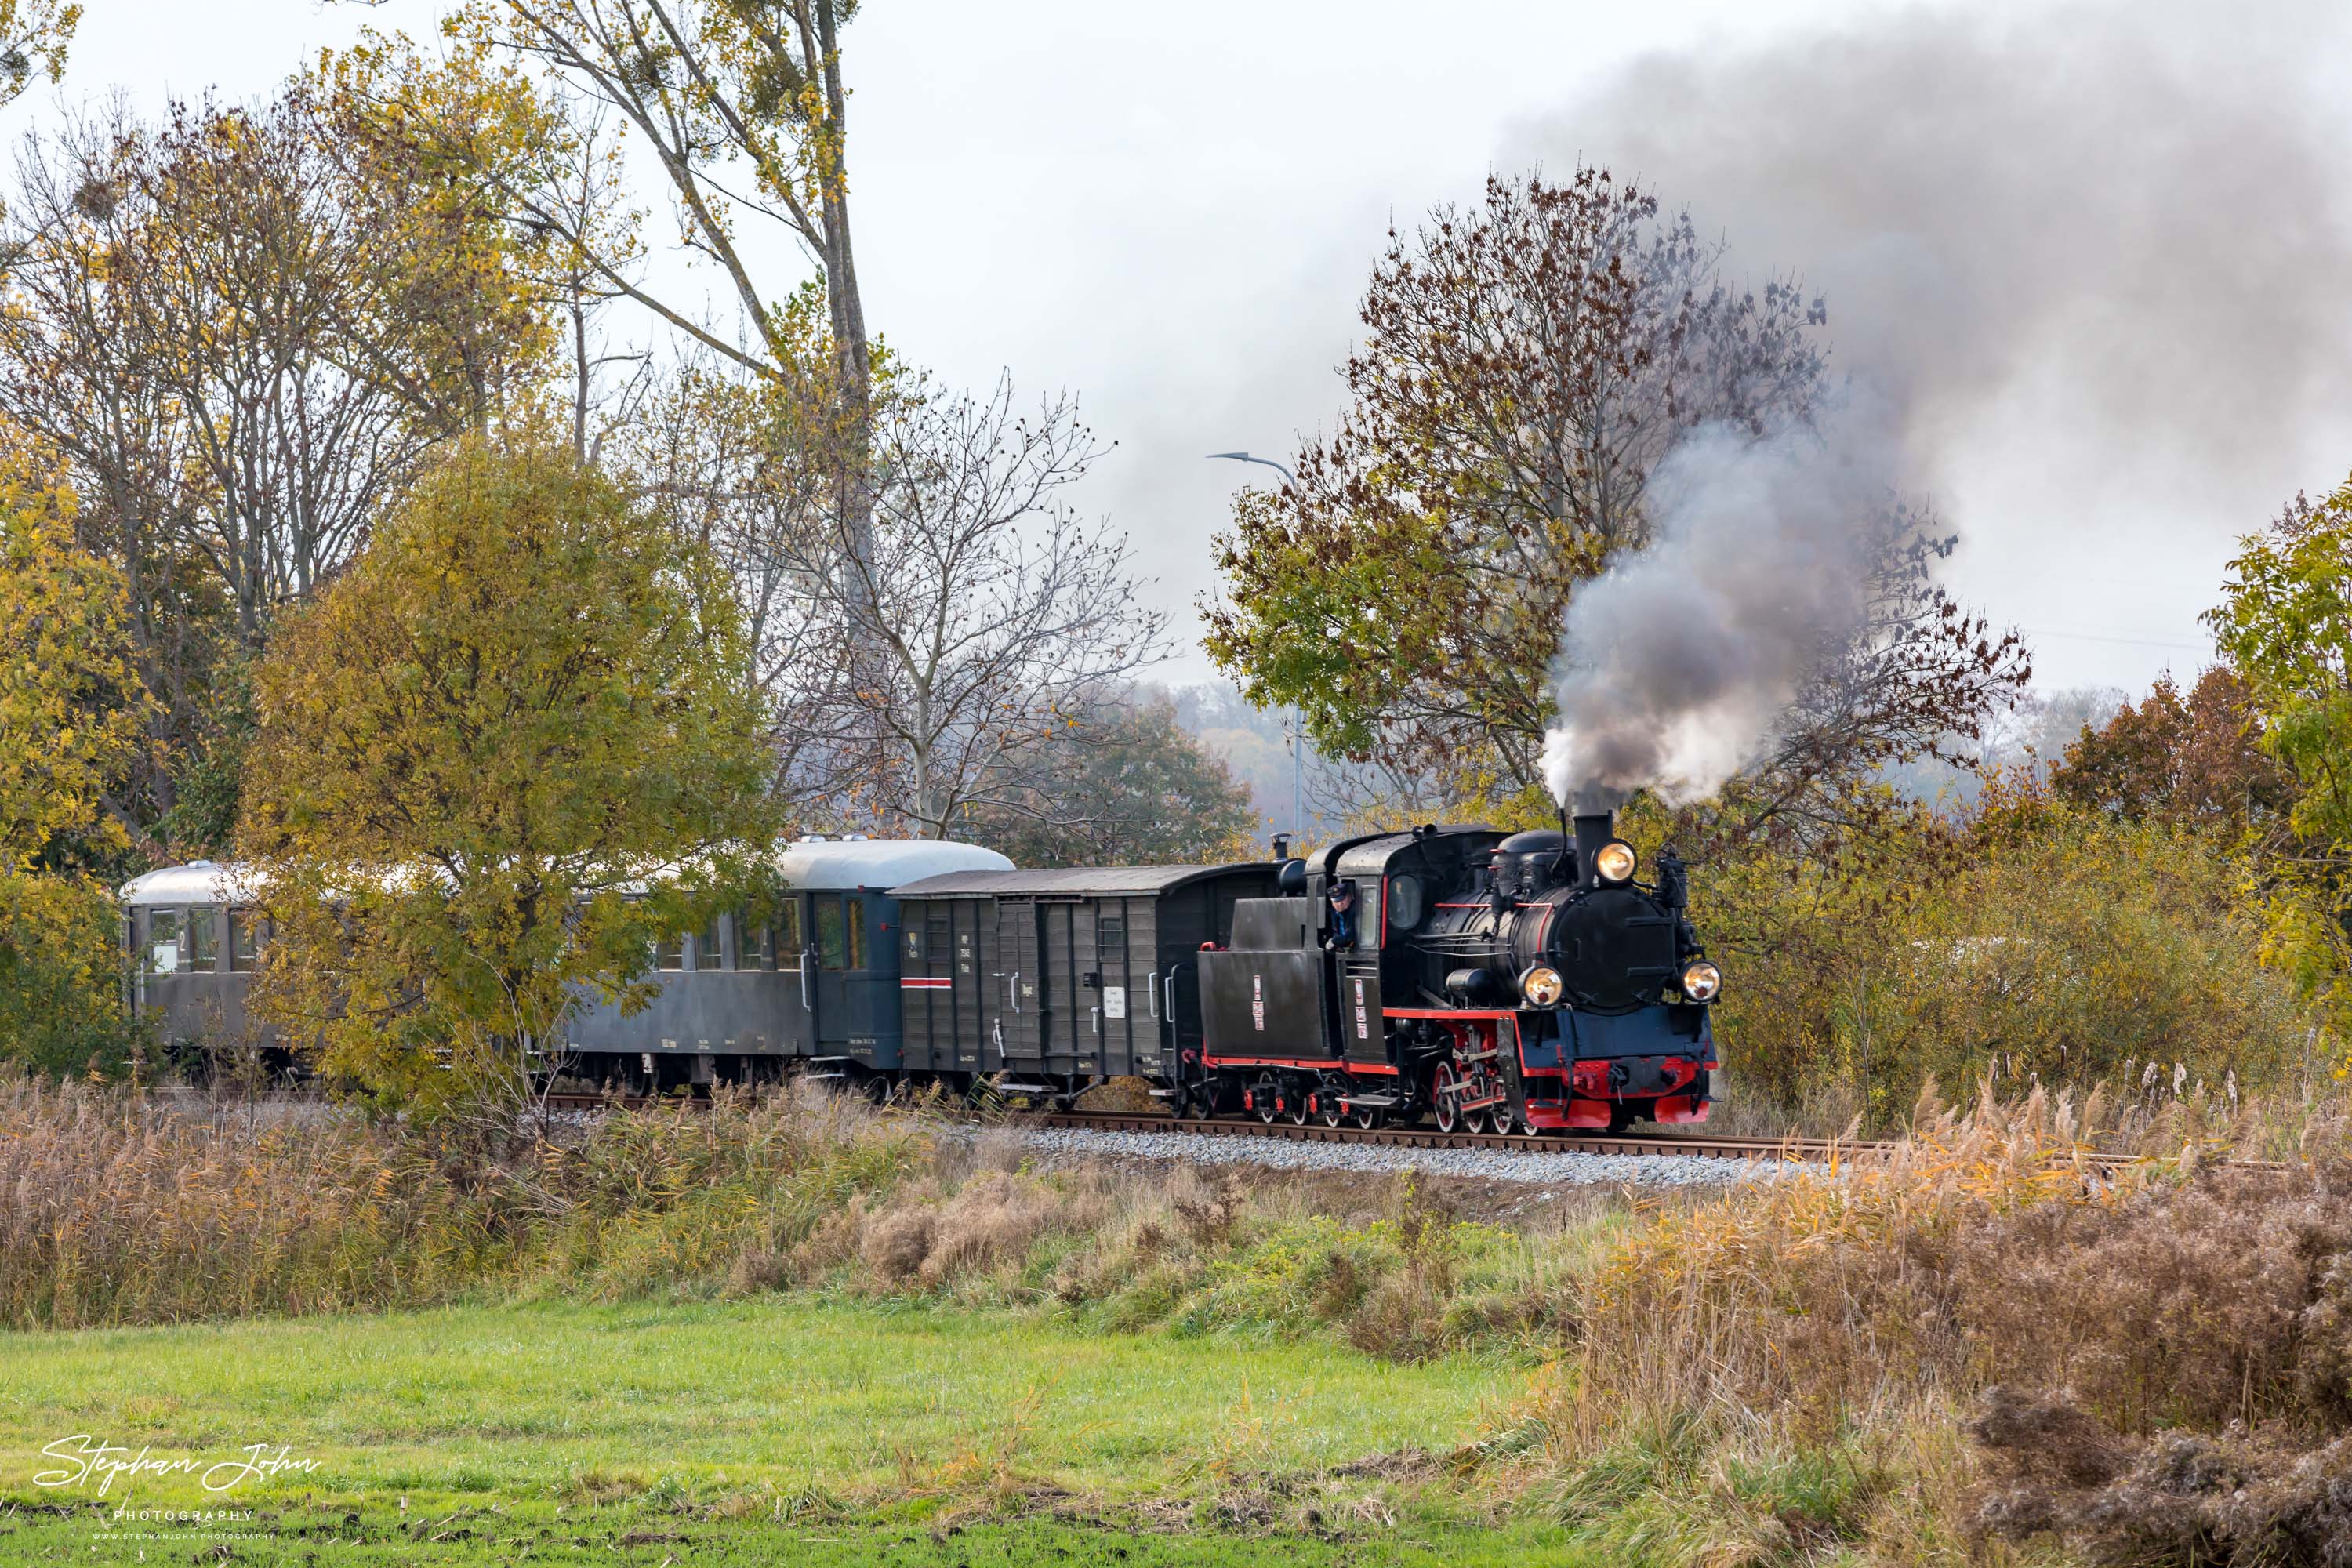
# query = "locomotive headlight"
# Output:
<box><xmin>1680</xmin><ymin>959</ymin><xmax>1722</xmax><ymax>1003</ymax></box>
<box><xmin>1595</xmin><ymin>840</ymin><xmax>1637</xmax><ymax>884</ymax></box>
<box><xmin>1519</xmin><ymin>964</ymin><xmax>1566</xmax><ymax>1007</ymax></box>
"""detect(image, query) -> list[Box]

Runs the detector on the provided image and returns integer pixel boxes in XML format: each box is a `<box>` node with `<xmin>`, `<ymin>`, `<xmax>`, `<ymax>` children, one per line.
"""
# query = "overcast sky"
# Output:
<box><xmin>42</xmin><ymin>0</ymin><xmax>2350</xmax><ymax>699</ymax></box>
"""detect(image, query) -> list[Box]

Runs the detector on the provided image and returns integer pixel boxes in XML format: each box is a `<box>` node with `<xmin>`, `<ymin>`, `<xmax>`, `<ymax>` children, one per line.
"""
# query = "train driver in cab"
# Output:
<box><xmin>1327</xmin><ymin>878</ymin><xmax>1359</xmax><ymax>949</ymax></box>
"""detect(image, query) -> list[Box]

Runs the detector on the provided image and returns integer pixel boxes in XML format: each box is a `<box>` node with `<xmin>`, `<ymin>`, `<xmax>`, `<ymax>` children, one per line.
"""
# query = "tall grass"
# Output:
<box><xmin>1500</xmin><ymin>1081</ymin><xmax>2352</xmax><ymax>1563</ymax></box>
<box><xmin>0</xmin><ymin>1076</ymin><xmax>926</xmax><ymax>1329</ymax></box>
<box><xmin>0</xmin><ymin>1075</ymin><xmax>1610</xmax><ymax>1356</ymax></box>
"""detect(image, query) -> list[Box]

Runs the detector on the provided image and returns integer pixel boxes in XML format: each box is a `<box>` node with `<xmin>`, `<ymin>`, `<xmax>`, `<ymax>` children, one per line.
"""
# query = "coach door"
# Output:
<box><xmin>1040</xmin><ymin>893</ymin><xmax>1101</xmax><ymax>1081</ymax></box>
<box><xmin>812</xmin><ymin>893</ymin><xmax>868</xmax><ymax>1054</ymax></box>
<box><xmin>993</xmin><ymin>898</ymin><xmax>1044</xmax><ymax>1067</ymax></box>
<box><xmin>774</xmin><ymin>895</ymin><xmax>817</xmax><ymax>1053</ymax></box>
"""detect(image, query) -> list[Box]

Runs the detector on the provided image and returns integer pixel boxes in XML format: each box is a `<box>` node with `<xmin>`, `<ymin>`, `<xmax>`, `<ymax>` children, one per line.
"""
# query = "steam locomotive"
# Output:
<box><xmin>121</xmin><ymin>809</ymin><xmax>1719</xmax><ymax>1133</ymax></box>
<box><xmin>1185</xmin><ymin>811</ymin><xmax>1718</xmax><ymax>1132</ymax></box>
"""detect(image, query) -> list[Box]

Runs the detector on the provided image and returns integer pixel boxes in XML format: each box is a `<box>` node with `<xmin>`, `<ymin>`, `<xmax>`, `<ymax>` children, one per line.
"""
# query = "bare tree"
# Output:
<box><xmin>0</xmin><ymin>92</ymin><xmax>557</xmax><ymax>840</ymax></box>
<box><xmin>742</xmin><ymin>375</ymin><xmax>1168</xmax><ymax>837</ymax></box>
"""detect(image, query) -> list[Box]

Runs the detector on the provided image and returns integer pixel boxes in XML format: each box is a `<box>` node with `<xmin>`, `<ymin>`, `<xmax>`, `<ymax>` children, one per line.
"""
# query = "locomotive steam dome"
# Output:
<box><xmin>1491</xmin><ymin>827</ymin><xmax>1567</xmax><ymax>891</ymax></box>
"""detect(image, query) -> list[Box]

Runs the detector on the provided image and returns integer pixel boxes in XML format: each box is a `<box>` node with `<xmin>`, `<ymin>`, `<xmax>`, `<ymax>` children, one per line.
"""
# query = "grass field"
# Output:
<box><xmin>0</xmin><ymin>1295</ymin><xmax>1582</xmax><ymax>1564</ymax></box>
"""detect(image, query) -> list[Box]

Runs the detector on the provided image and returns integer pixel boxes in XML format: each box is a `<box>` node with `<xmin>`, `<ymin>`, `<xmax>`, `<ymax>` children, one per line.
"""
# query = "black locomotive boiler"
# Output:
<box><xmin>1190</xmin><ymin>812</ymin><xmax>1720</xmax><ymax>1133</ymax></box>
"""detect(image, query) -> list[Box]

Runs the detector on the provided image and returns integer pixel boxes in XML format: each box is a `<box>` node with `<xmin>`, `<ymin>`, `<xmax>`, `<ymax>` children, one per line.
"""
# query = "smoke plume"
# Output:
<box><xmin>1531</xmin><ymin>0</ymin><xmax>2352</xmax><ymax>806</ymax></box>
<box><xmin>1540</xmin><ymin>401</ymin><xmax>1897</xmax><ymax>808</ymax></box>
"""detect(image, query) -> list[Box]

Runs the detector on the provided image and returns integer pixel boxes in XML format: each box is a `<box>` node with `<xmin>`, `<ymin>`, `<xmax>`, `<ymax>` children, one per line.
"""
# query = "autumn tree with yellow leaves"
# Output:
<box><xmin>0</xmin><ymin>435</ymin><xmax>153</xmax><ymax>1074</ymax></box>
<box><xmin>238</xmin><ymin>438</ymin><xmax>776</xmax><ymax>1111</ymax></box>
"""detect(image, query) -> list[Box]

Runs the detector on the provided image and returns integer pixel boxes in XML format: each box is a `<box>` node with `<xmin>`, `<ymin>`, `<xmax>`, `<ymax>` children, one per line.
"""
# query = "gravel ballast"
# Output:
<box><xmin>978</xmin><ymin>1123</ymin><xmax>1820</xmax><ymax>1187</ymax></box>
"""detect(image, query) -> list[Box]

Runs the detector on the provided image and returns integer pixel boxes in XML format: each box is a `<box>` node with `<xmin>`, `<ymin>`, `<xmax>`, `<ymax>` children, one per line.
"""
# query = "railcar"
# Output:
<box><xmin>563</xmin><ymin>836</ymin><xmax>1011</xmax><ymax>1094</ymax></box>
<box><xmin>890</xmin><ymin>862</ymin><xmax>1280</xmax><ymax>1102</ymax></box>
<box><xmin>120</xmin><ymin>859</ymin><xmax>284</xmax><ymax>1074</ymax></box>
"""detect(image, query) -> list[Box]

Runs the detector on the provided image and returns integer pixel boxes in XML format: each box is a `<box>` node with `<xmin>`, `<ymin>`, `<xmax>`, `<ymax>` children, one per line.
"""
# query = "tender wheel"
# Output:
<box><xmin>1287</xmin><ymin>1083</ymin><xmax>1312</xmax><ymax>1126</ymax></box>
<box><xmin>1318</xmin><ymin>1090</ymin><xmax>1345</xmax><ymax>1128</ymax></box>
<box><xmin>1489</xmin><ymin>1097</ymin><xmax>1518</xmax><ymax>1138</ymax></box>
<box><xmin>1253</xmin><ymin>1072</ymin><xmax>1281</xmax><ymax>1125</ymax></box>
<box><xmin>1432</xmin><ymin>1062</ymin><xmax>1461</xmax><ymax>1134</ymax></box>
<box><xmin>1352</xmin><ymin>1104</ymin><xmax>1380</xmax><ymax>1131</ymax></box>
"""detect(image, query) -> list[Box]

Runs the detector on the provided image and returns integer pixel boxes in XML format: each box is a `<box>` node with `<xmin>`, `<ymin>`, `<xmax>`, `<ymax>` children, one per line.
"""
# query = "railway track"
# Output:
<box><xmin>1027</xmin><ymin>1110</ymin><xmax>1888</xmax><ymax>1164</ymax></box>
<box><xmin>542</xmin><ymin>1092</ymin><xmax>2212</xmax><ymax>1171</ymax></box>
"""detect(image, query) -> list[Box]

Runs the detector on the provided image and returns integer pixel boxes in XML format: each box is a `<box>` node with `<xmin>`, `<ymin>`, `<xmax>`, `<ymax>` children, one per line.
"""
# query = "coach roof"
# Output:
<box><xmin>119</xmin><ymin>860</ymin><xmax>266</xmax><ymax>907</ymax></box>
<box><xmin>777</xmin><ymin>836</ymin><xmax>1011</xmax><ymax>891</ymax></box>
<box><xmin>889</xmin><ymin>864</ymin><xmax>1266</xmax><ymax>898</ymax></box>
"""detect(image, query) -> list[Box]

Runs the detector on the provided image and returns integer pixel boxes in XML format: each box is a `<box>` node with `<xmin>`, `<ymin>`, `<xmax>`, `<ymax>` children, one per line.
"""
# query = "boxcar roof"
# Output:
<box><xmin>777</xmin><ymin>837</ymin><xmax>1012</xmax><ymax>891</ymax></box>
<box><xmin>120</xmin><ymin>861</ymin><xmax>266</xmax><ymax>907</ymax></box>
<box><xmin>890</xmin><ymin>864</ymin><xmax>1270</xmax><ymax>898</ymax></box>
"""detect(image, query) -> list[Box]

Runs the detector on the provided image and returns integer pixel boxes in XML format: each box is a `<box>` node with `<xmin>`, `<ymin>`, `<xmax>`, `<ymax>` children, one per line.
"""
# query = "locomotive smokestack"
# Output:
<box><xmin>1572</xmin><ymin>811</ymin><xmax>1615</xmax><ymax>889</ymax></box>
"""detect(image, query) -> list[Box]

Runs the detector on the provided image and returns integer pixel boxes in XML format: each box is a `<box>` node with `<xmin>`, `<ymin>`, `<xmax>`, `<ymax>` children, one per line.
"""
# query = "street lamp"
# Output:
<box><xmin>1207</xmin><ymin>451</ymin><xmax>1305</xmax><ymax>846</ymax></box>
<box><xmin>1207</xmin><ymin>451</ymin><xmax>1295</xmax><ymax>485</ymax></box>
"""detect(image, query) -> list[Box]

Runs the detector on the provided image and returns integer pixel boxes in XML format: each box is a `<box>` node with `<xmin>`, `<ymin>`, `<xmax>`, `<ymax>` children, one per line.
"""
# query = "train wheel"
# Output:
<box><xmin>1252</xmin><ymin>1072</ymin><xmax>1281</xmax><ymax>1125</ymax></box>
<box><xmin>1318</xmin><ymin>1091</ymin><xmax>1345</xmax><ymax>1128</ymax></box>
<box><xmin>1432</xmin><ymin>1062</ymin><xmax>1462</xmax><ymax>1134</ymax></box>
<box><xmin>1464</xmin><ymin>1106</ymin><xmax>1492</xmax><ymax>1135</ymax></box>
<box><xmin>1489</xmin><ymin>1098</ymin><xmax>1519</xmax><ymax>1138</ymax></box>
<box><xmin>1287</xmin><ymin>1083</ymin><xmax>1312</xmax><ymax>1126</ymax></box>
<box><xmin>1352</xmin><ymin>1104</ymin><xmax>1380</xmax><ymax>1131</ymax></box>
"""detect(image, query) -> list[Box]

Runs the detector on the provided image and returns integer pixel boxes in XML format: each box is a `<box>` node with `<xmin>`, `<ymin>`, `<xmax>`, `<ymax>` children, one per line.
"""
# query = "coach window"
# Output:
<box><xmin>697</xmin><ymin>915</ymin><xmax>726</xmax><ymax>970</ymax></box>
<box><xmin>655</xmin><ymin>931</ymin><xmax>686</xmax><ymax>971</ymax></box>
<box><xmin>228</xmin><ymin>909</ymin><xmax>262</xmax><ymax>972</ymax></box>
<box><xmin>816</xmin><ymin>898</ymin><xmax>846</xmax><ymax>970</ymax></box>
<box><xmin>188</xmin><ymin>906</ymin><xmax>220</xmax><ymax>970</ymax></box>
<box><xmin>147</xmin><ymin>908</ymin><xmax>186</xmax><ymax>975</ymax></box>
<box><xmin>844</xmin><ymin>898</ymin><xmax>866</xmax><ymax>970</ymax></box>
<box><xmin>738</xmin><ymin>912</ymin><xmax>775</xmax><ymax>970</ymax></box>
<box><xmin>777</xmin><ymin>898</ymin><xmax>803</xmax><ymax>962</ymax></box>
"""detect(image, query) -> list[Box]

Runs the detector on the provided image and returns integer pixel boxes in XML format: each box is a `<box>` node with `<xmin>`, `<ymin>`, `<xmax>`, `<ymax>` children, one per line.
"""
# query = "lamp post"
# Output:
<box><xmin>1207</xmin><ymin>452</ymin><xmax>1304</xmax><ymax>848</ymax></box>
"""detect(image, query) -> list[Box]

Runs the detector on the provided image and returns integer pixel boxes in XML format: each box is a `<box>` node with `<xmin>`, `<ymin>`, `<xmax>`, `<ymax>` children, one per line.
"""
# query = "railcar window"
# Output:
<box><xmin>844</xmin><ymin>898</ymin><xmax>866</xmax><ymax>970</ymax></box>
<box><xmin>188</xmin><ymin>906</ymin><xmax>219</xmax><ymax>969</ymax></box>
<box><xmin>229</xmin><ymin>910</ymin><xmax>261</xmax><ymax>971</ymax></box>
<box><xmin>655</xmin><ymin>932</ymin><xmax>686</xmax><ymax>971</ymax></box>
<box><xmin>698</xmin><ymin>916</ymin><xmax>726</xmax><ymax>970</ymax></box>
<box><xmin>738</xmin><ymin>913</ymin><xmax>775</xmax><ymax>970</ymax></box>
<box><xmin>148</xmin><ymin>909</ymin><xmax>186</xmax><ymax>975</ymax></box>
<box><xmin>1098</xmin><ymin>916</ymin><xmax>1125</xmax><ymax>953</ymax></box>
<box><xmin>817</xmin><ymin>899</ymin><xmax>846</xmax><ymax>970</ymax></box>
<box><xmin>778</xmin><ymin>898</ymin><xmax>802</xmax><ymax>958</ymax></box>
